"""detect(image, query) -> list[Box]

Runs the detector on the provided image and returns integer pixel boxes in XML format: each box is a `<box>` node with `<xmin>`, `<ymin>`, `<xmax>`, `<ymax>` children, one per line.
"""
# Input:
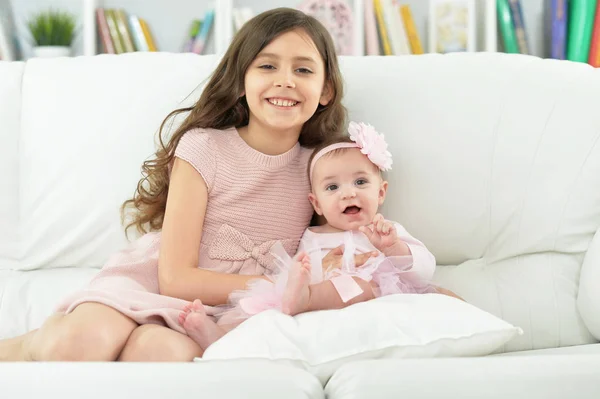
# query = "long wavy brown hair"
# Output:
<box><xmin>121</xmin><ymin>8</ymin><xmax>347</xmax><ymax>237</ymax></box>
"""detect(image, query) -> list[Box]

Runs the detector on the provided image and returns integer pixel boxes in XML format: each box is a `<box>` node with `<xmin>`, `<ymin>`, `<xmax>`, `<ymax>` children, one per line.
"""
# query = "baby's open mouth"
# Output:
<box><xmin>343</xmin><ymin>206</ymin><xmax>361</xmax><ymax>214</ymax></box>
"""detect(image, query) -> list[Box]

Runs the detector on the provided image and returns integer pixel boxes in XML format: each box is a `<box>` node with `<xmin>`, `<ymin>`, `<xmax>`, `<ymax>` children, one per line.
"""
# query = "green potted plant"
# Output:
<box><xmin>27</xmin><ymin>9</ymin><xmax>76</xmax><ymax>58</ymax></box>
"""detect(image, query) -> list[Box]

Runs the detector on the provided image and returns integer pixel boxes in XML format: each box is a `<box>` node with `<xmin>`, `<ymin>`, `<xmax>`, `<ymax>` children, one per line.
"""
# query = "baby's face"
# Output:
<box><xmin>309</xmin><ymin>148</ymin><xmax>387</xmax><ymax>232</ymax></box>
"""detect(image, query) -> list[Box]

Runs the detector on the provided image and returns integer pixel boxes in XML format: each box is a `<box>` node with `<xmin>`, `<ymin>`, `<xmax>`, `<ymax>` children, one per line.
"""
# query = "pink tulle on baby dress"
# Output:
<box><xmin>217</xmin><ymin>231</ymin><xmax>436</xmax><ymax>321</ymax></box>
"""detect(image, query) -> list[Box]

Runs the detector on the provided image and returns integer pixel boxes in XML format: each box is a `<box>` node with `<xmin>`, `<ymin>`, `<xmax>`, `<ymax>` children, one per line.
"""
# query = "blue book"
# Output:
<box><xmin>192</xmin><ymin>9</ymin><xmax>214</xmax><ymax>54</ymax></box>
<box><xmin>547</xmin><ymin>0</ymin><xmax>568</xmax><ymax>60</ymax></box>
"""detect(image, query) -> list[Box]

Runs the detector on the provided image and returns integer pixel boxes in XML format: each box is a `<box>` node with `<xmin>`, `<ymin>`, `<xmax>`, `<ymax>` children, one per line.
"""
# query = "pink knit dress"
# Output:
<box><xmin>55</xmin><ymin>127</ymin><xmax>314</xmax><ymax>334</ymax></box>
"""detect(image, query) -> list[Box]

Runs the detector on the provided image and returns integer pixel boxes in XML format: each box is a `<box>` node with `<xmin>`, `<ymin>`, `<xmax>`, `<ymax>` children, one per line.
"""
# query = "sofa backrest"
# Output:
<box><xmin>1</xmin><ymin>52</ymin><xmax>599</xmax><ymax>351</ymax></box>
<box><xmin>8</xmin><ymin>53</ymin><xmax>220</xmax><ymax>271</ymax></box>
<box><xmin>0</xmin><ymin>62</ymin><xmax>23</xmax><ymax>270</ymax></box>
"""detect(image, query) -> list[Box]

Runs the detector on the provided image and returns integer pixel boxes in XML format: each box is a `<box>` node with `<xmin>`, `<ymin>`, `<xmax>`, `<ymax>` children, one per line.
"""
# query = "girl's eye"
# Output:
<box><xmin>259</xmin><ymin>64</ymin><xmax>275</xmax><ymax>70</ymax></box>
<box><xmin>296</xmin><ymin>68</ymin><xmax>313</xmax><ymax>74</ymax></box>
<box><xmin>326</xmin><ymin>184</ymin><xmax>338</xmax><ymax>191</ymax></box>
<box><xmin>356</xmin><ymin>179</ymin><xmax>368</xmax><ymax>186</ymax></box>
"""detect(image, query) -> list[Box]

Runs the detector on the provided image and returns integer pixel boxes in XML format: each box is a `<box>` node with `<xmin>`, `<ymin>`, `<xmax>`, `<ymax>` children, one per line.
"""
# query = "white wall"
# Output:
<box><xmin>10</xmin><ymin>0</ymin><xmax>550</xmax><ymax>58</ymax></box>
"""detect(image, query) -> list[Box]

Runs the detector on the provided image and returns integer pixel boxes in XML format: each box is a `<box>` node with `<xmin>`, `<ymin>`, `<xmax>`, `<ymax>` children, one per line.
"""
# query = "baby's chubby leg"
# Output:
<box><xmin>282</xmin><ymin>253</ymin><xmax>376</xmax><ymax>316</ymax></box>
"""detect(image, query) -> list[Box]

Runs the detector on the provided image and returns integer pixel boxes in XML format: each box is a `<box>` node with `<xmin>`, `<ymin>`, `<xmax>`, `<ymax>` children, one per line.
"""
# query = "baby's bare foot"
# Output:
<box><xmin>282</xmin><ymin>253</ymin><xmax>312</xmax><ymax>316</ymax></box>
<box><xmin>178</xmin><ymin>299</ymin><xmax>226</xmax><ymax>350</ymax></box>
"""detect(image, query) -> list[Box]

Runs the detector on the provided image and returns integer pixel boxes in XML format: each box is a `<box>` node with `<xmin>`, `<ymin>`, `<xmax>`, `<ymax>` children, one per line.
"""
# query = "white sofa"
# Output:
<box><xmin>1</xmin><ymin>52</ymin><xmax>599</xmax><ymax>398</ymax></box>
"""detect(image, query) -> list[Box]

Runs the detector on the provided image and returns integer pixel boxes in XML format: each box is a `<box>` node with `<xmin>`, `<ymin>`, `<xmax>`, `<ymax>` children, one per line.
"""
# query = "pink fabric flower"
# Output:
<box><xmin>348</xmin><ymin>121</ymin><xmax>393</xmax><ymax>171</ymax></box>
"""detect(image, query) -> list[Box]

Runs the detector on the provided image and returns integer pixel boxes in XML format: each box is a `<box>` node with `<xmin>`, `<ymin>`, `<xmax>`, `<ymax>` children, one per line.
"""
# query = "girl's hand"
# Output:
<box><xmin>359</xmin><ymin>214</ymin><xmax>409</xmax><ymax>256</ymax></box>
<box><xmin>321</xmin><ymin>245</ymin><xmax>378</xmax><ymax>273</ymax></box>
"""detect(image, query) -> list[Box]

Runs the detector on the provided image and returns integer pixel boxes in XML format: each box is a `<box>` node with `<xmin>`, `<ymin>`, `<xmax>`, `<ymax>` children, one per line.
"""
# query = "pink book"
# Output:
<box><xmin>96</xmin><ymin>8</ymin><xmax>115</xmax><ymax>54</ymax></box>
<box><xmin>364</xmin><ymin>0</ymin><xmax>380</xmax><ymax>55</ymax></box>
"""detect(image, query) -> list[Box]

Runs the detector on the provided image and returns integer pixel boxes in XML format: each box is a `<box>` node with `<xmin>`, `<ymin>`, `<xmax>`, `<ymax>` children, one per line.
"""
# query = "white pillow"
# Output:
<box><xmin>197</xmin><ymin>294</ymin><xmax>523</xmax><ymax>383</ymax></box>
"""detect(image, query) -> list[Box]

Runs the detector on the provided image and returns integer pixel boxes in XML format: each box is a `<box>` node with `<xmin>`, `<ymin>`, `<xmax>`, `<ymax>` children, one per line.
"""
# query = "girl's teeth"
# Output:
<box><xmin>269</xmin><ymin>99</ymin><xmax>297</xmax><ymax>107</ymax></box>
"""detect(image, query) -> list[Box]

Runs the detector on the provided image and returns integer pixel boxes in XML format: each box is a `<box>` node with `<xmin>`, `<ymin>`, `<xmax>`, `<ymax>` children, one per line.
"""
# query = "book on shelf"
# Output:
<box><xmin>96</xmin><ymin>7</ymin><xmax>157</xmax><ymax>54</ymax></box>
<box><xmin>400</xmin><ymin>5</ymin><xmax>423</xmax><ymax>54</ymax></box>
<box><xmin>364</xmin><ymin>0</ymin><xmax>380</xmax><ymax>55</ymax></box>
<box><xmin>365</xmin><ymin>0</ymin><xmax>423</xmax><ymax>56</ymax></box>
<box><xmin>567</xmin><ymin>0</ymin><xmax>597</xmax><ymax>63</ymax></box>
<box><xmin>385</xmin><ymin>0</ymin><xmax>411</xmax><ymax>55</ymax></box>
<box><xmin>546</xmin><ymin>0</ymin><xmax>568</xmax><ymax>60</ymax></box>
<box><xmin>588</xmin><ymin>1</ymin><xmax>600</xmax><ymax>66</ymax></box>
<box><xmin>508</xmin><ymin>0</ymin><xmax>530</xmax><ymax>54</ymax></box>
<box><xmin>190</xmin><ymin>9</ymin><xmax>215</xmax><ymax>55</ymax></box>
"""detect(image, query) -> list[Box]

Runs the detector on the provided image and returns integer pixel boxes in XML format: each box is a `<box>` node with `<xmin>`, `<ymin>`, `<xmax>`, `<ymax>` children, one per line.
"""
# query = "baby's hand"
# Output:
<box><xmin>359</xmin><ymin>214</ymin><xmax>409</xmax><ymax>256</ymax></box>
<box><xmin>321</xmin><ymin>245</ymin><xmax>378</xmax><ymax>273</ymax></box>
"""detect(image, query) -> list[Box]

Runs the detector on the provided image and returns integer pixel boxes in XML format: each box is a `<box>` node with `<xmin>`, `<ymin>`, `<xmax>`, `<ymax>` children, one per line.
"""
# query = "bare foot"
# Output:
<box><xmin>178</xmin><ymin>299</ymin><xmax>226</xmax><ymax>350</ymax></box>
<box><xmin>281</xmin><ymin>253</ymin><xmax>312</xmax><ymax>316</ymax></box>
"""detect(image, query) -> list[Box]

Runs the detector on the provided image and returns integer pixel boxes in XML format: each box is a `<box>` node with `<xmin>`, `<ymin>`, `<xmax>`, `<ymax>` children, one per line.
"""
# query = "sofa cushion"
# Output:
<box><xmin>324</xmin><ymin>354</ymin><xmax>600</xmax><ymax>399</ymax></box>
<box><xmin>0</xmin><ymin>360</ymin><xmax>324</xmax><ymax>399</ymax></box>
<box><xmin>199</xmin><ymin>294</ymin><xmax>522</xmax><ymax>384</ymax></box>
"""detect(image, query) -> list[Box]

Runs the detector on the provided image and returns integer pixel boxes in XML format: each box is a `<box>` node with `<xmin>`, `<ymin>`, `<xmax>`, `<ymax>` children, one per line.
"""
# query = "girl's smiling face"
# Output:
<box><xmin>243</xmin><ymin>28</ymin><xmax>332</xmax><ymax>137</ymax></box>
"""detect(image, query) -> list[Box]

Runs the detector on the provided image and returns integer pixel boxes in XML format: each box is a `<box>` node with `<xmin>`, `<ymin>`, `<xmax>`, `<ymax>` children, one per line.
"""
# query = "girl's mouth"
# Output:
<box><xmin>267</xmin><ymin>98</ymin><xmax>299</xmax><ymax>107</ymax></box>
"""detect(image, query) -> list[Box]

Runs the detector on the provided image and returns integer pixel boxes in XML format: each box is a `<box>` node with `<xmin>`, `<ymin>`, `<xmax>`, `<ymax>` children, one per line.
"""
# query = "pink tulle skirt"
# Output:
<box><xmin>216</xmin><ymin>237</ymin><xmax>437</xmax><ymax>322</ymax></box>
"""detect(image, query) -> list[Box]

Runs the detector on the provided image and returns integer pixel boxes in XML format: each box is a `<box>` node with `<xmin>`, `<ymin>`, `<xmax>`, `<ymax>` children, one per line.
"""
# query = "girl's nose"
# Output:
<box><xmin>274</xmin><ymin>71</ymin><xmax>295</xmax><ymax>88</ymax></box>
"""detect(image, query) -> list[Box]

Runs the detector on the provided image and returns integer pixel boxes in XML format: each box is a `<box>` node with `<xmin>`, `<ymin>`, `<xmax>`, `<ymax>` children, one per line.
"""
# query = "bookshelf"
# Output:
<box><xmin>0</xmin><ymin>0</ymin><xmax>592</xmax><ymax>60</ymax></box>
<box><xmin>9</xmin><ymin>0</ymin><xmax>220</xmax><ymax>57</ymax></box>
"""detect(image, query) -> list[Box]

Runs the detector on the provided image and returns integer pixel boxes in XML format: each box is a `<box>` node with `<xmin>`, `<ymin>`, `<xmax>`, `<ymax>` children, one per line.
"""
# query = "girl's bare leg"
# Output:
<box><xmin>0</xmin><ymin>329</ymin><xmax>42</xmax><ymax>361</ymax></box>
<box><xmin>118</xmin><ymin>323</ymin><xmax>203</xmax><ymax>362</ymax></box>
<box><xmin>0</xmin><ymin>302</ymin><xmax>137</xmax><ymax>361</ymax></box>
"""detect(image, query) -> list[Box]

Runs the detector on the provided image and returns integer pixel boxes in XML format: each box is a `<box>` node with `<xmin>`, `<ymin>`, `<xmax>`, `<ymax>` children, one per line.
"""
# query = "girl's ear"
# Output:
<box><xmin>308</xmin><ymin>192</ymin><xmax>323</xmax><ymax>215</ymax></box>
<box><xmin>319</xmin><ymin>81</ymin><xmax>334</xmax><ymax>106</ymax></box>
<box><xmin>239</xmin><ymin>90</ymin><xmax>245</xmax><ymax>98</ymax></box>
<box><xmin>378</xmin><ymin>180</ymin><xmax>388</xmax><ymax>206</ymax></box>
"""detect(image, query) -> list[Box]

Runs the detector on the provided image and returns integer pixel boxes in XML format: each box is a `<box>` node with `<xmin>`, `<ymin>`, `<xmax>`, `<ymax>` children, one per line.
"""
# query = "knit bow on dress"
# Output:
<box><xmin>208</xmin><ymin>224</ymin><xmax>298</xmax><ymax>273</ymax></box>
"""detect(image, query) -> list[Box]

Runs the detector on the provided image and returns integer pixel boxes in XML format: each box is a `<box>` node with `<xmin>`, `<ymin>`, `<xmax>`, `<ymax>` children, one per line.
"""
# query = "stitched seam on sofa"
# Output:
<box><xmin>17</xmin><ymin>62</ymin><xmax>25</xmax><ymax>268</ymax></box>
<box><xmin>530</xmin><ymin>68</ymin><xmax>583</xmax><ymax>349</ymax></box>
<box><xmin>511</xmin><ymin>67</ymin><xmax>573</xmax><ymax>351</ymax></box>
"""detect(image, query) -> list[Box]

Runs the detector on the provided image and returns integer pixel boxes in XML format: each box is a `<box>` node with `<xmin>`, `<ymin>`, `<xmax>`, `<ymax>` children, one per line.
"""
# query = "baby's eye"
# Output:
<box><xmin>355</xmin><ymin>179</ymin><xmax>368</xmax><ymax>186</ymax></box>
<box><xmin>296</xmin><ymin>68</ymin><xmax>313</xmax><ymax>74</ymax></box>
<box><xmin>259</xmin><ymin>64</ymin><xmax>275</xmax><ymax>70</ymax></box>
<box><xmin>326</xmin><ymin>184</ymin><xmax>338</xmax><ymax>191</ymax></box>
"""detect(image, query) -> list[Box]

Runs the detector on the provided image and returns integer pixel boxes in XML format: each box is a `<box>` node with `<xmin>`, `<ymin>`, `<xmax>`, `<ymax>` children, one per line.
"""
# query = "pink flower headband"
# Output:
<box><xmin>309</xmin><ymin>121</ymin><xmax>393</xmax><ymax>183</ymax></box>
